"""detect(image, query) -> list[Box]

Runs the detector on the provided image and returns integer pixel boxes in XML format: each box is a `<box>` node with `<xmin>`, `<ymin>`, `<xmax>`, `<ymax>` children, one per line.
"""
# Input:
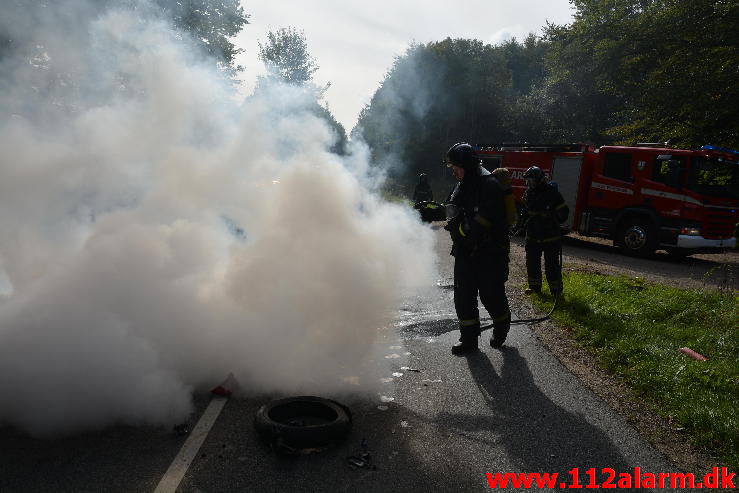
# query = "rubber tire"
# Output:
<box><xmin>254</xmin><ymin>396</ymin><xmax>352</xmax><ymax>450</ymax></box>
<box><xmin>617</xmin><ymin>218</ymin><xmax>656</xmax><ymax>256</ymax></box>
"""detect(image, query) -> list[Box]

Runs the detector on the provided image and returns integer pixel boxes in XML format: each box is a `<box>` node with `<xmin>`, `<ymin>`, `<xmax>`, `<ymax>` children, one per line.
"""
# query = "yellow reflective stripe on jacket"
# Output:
<box><xmin>555</xmin><ymin>203</ymin><xmax>567</xmax><ymax>210</ymax></box>
<box><xmin>458</xmin><ymin>222</ymin><xmax>467</xmax><ymax>237</ymax></box>
<box><xmin>473</xmin><ymin>213</ymin><xmax>492</xmax><ymax>229</ymax></box>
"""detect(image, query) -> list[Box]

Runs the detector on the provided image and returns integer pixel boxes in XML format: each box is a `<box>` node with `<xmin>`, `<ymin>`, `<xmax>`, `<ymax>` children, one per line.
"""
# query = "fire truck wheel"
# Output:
<box><xmin>617</xmin><ymin>218</ymin><xmax>656</xmax><ymax>256</ymax></box>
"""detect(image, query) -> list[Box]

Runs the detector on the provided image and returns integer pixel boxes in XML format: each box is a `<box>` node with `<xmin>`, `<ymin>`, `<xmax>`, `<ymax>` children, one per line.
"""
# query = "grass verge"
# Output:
<box><xmin>531</xmin><ymin>269</ymin><xmax>738</xmax><ymax>470</ymax></box>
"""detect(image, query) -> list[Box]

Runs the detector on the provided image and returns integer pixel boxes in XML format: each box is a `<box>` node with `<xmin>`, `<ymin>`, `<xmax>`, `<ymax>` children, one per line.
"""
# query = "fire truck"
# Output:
<box><xmin>474</xmin><ymin>143</ymin><xmax>739</xmax><ymax>256</ymax></box>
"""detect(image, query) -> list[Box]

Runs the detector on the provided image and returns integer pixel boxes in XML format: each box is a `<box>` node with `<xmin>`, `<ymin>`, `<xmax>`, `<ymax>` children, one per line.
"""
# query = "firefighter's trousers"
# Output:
<box><xmin>453</xmin><ymin>251</ymin><xmax>510</xmax><ymax>342</ymax></box>
<box><xmin>525</xmin><ymin>239</ymin><xmax>562</xmax><ymax>294</ymax></box>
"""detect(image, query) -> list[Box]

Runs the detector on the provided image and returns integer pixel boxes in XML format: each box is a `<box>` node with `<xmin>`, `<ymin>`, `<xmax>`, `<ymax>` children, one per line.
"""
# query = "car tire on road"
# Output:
<box><xmin>254</xmin><ymin>396</ymin><xmax>352</xmax><ymax>452</ymax></box>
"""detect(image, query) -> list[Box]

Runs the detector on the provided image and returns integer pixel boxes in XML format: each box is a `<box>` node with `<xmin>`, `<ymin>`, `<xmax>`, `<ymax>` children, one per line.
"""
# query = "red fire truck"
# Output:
<box><xmin>474</xmin><ymin>143</ymin><xmax>739</xmax><ymax>256</ymax></box>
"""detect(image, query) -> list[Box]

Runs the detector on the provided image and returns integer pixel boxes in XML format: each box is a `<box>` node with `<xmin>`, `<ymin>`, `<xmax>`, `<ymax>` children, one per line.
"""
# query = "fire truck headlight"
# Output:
<box><xmin>680</xmin><ymin>226</ymin><xmax>701</xmax><ymax>236</ymax></box>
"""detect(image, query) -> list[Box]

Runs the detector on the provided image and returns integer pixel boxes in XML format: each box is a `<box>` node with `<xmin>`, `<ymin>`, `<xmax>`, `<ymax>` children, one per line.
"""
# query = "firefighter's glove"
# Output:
<box><xmin>448</xmin><ymin>215</ymin><xmax>473</xmax><ymax>247</ymax></box>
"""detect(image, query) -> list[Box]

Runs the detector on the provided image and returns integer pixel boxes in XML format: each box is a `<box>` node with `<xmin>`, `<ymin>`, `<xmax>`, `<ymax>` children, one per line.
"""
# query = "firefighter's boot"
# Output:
<box><xmin>452</xmin><ymin>324</ymin><xmax>480</xmax><ymax>355</ymax></box>
<box><xmin>549</xmin><ymin>279</ymin><xmax>563</xmax><ymax>299</ymax></box>
<box><xmin>451</xmin><ymin>337</ymin><xmax>478</xmax><ymax>355</ymax></box>
<box><xmin>490</xmin><ymin>314</ymin><xmax>511</xmax><ymax>349</ymax></box>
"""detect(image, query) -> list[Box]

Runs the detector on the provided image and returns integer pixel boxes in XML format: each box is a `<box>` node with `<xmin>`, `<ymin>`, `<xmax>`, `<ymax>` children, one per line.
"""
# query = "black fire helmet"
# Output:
<box><xmin>446</xmin><ymin>143</ymin><xmax>479</xmax><ymax>170</ymax></box>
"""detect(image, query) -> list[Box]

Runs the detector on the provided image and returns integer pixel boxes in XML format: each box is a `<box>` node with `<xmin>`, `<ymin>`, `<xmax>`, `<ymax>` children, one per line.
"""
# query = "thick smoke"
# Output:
<box><xmin>0</xmin><ymin>2</ymin><xmax>436</xmax><ymax>435</ymax></box>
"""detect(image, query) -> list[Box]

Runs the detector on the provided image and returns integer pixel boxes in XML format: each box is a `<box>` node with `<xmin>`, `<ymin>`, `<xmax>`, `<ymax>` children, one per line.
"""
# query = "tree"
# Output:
<box><xmin>0</xmin><ymin>0</ymin><xmax>250</xmax><ymax>122</ymax></box>
<box><xmin>355</xmin><ymin>38</ymin><xmax>541</xmax><ymax>197</ymax></box>
<box><xmin>258</xmin><ymin>27</ymin><xmax>319</xmax><ymax>86</ymax></box>
<box><xmin>0</xmin><ymin>0</ymin><xmax>249</xmax><ymax>76</ymax></box>
<box><xmin>544</xmin><ymin>0</ymin><xmax>739</xmax><ymax>148</ymax></box>
<box><xmin>256</xmin><ymin>26</ymin><xmax>347</xmax><ymax>154</ymax></box>
<box><xmin>153</xmin><ymin>0</ymin><xmax>249</xmax><ymax>77</ymax></box>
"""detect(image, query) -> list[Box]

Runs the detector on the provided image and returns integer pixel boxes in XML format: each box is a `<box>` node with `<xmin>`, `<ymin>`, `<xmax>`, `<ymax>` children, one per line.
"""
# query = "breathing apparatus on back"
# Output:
<box><xmin>491</xmin><ymin>167</ymin><xmax>518</xmax><ymax>228</ymax></box>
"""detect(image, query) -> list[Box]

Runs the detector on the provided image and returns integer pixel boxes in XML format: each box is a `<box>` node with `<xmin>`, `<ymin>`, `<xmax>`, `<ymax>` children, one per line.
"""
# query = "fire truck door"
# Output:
<box><xmin>551</xmin><ymin>157</ymin><xmax>583</xmax><ymax>231</ymax></box>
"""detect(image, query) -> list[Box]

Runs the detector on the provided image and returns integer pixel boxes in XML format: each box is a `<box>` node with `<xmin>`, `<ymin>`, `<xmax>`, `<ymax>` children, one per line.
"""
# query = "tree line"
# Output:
<box><xmin>3</xmin><ymin>0</ymin><xmax>736</xmax><ymax>199</ymax></box>
<box><xmin>353</xmin><ymin>0</ymin><xmax>739</xmax><ymax>197</ymax></box>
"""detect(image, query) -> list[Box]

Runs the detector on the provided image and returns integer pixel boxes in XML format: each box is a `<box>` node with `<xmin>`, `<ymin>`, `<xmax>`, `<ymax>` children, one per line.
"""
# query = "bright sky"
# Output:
<box><xmin>233</xmin><ymin>1</ymin><xmax>575</xmax><ymax>132</ymax></box>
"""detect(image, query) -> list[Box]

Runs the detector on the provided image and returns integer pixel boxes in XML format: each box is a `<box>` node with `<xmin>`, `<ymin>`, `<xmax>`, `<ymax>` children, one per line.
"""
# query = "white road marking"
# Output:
<box><xmin>153</xmin><ymin>396</ymin><xmax>229</xmax><ymax>493</ymax></box>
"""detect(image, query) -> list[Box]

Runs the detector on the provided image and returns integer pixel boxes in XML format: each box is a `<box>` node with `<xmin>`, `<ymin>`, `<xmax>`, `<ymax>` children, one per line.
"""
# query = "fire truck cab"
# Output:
<box><xmin>475</xmin><ymin>143</ymin><xmax>739</xmax><ymax>256</ymax></box>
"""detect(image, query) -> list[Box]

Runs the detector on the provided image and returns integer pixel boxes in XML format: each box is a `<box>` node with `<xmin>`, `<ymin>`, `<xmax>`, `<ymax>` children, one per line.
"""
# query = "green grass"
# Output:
<box><xmin>531</xmin><ymin>271</ymin><xmax>739</xmax><ymax>470</ymax></box>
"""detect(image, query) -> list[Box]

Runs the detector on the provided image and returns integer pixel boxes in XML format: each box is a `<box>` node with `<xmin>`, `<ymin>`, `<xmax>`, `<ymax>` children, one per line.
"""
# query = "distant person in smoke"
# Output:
<box><xmin>519</xmin><ymin>166</ymin><xmax>569</xmax><ymax>297</ymax></box>
<box><xmin>412</xmin><ymin>173</ymin><xmax>434</xmax><ymax>204</ymax></box>
<box><xmin>444</xmin><ymin>143</ymin><xmax>511</xmax><ymax>355</ymax></box>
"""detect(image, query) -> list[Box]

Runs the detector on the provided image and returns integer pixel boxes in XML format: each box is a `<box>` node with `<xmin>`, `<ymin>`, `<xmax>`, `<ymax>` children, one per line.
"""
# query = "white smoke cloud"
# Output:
<box><xmin>0</xmin><ymin>1</ymin><xmax>436</xmax><ymax>436</ymax></box>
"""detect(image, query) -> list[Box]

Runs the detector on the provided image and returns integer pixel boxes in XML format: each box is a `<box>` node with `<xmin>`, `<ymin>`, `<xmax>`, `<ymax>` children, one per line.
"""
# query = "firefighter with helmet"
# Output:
<box><xmin>444</xmin><ymin>143</ymin><xmax>511</xmax><ymax>354</ymax></box>
<box><xmin>519</xmin><ymin>166</ymin><xmax>569</xmax><ymax>297</ymax></box>
<box><xmin>413</xmin><ymin>173</ymin><xmax>434</xmax><ymax>204</ymax></box>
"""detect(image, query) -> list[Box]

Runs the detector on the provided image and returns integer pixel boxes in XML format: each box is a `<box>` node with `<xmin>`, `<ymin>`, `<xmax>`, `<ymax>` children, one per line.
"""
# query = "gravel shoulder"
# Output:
<box><xmin>504</xmin><ymin>233</ymin><xmax>738</xmax><ymax>476</ymax></box>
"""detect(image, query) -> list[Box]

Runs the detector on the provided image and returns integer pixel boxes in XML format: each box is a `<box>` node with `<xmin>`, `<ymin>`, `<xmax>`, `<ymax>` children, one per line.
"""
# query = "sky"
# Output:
<box><xmin>233</xmin><ymin>0</ymin><xmax>576</xmax><ymax>132</ymax></box>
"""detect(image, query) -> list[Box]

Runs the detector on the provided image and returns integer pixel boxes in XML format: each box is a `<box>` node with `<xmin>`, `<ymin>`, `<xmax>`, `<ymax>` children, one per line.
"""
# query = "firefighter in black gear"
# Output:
<box><xmin>412</xmin><ymin>173</ymin><xmax>434</xmax><ymax>204</ymax></box>
<box><xmin>444</xmin><ymin>143</ymin><xmax>511</xmax><ymax>355</ymax></box>
<box><xmin>520</xmin><ymin>166</ymin><xmax>569</xmax><ymax>296</ymax></box>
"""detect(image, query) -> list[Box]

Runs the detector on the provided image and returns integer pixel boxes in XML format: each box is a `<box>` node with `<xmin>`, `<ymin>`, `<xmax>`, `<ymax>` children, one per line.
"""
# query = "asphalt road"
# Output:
<box><xmin>1</xmin><ymin>225</ymin><xmax>687</xmax><ymax>493</ymax></box>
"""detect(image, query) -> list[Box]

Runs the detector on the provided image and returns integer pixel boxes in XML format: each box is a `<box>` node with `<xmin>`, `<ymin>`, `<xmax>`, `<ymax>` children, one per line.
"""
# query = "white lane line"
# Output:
<box><xmin>153</xmin><ymin>396</ymin><xmax>229</xmax><ymax>493</ymax></box>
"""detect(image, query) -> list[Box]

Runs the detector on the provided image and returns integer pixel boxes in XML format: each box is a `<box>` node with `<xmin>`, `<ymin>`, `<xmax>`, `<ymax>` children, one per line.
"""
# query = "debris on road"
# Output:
<box><xmin>210</xmin><ymin>372</ymin><xmax>240</xmax><ymax>396</ymax></box>
<box><xmin>346</xmin><ymin>439</ymin><xmax>376</xmax><ymax>471</ymax></box>
<box><xmin>173</xmin><ymin>423</ymin><xmax>190</xmax><ymax>436</ymax></box>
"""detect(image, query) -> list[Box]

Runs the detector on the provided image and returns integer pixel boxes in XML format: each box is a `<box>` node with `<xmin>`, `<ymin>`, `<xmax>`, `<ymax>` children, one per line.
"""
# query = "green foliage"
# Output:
<box><xmin>256</xmin><ymin>26</ymin><xmax>347</xmax><ymax>155</ymax></box>
<box><xmin>0</xmin><ymin>1</ymin><xmax>249</xmax><ymax>74</ymax></box>
<box><xmin>153</xmin><ymin>0</ymin><xmax>249</xmax><ymax>76</ymax></box>
<box><xmin>313</xmin><ymin>102</ymin><xmax>348</xmax><ymax>155</ymax></box>
<box><xmin>354</xmin><ymin>37</ymin><xmax>552</xmax><ymax>199</ymax></box>
<box><xmin>548</xmin><ymin>0</ymin><xmax>739</xmax><ymax>148</ymax></box>
<box><xmin>258</xmin><ymin>27</ymin><xmax>319</xmax><ymax>85</ymax></box>
<box><xmin>532</xmin><ymin>270</ymin><xmax>739</xmax><ymax>469</ymax></box>
<box><xmin>357</xmin><ymin>0</ymin><xmax>738</xmax><ymax>194</ymax></box>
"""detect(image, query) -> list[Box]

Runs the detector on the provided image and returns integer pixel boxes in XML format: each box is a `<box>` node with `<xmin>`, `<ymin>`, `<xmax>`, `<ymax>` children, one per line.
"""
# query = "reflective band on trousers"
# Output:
<box><xmin>493</xmin><ymin>311</ymin><xmax>511</xmax><ymax>322</ymax></box>
<box><xmin>458</xmin><ymin>222</ymin><xmax>467</xmax><ymax>237</ymax></box>
<box><xmin>459</xmin><ymin>318</ymin><xmax>479</xmax><ymax>327</ymax></box>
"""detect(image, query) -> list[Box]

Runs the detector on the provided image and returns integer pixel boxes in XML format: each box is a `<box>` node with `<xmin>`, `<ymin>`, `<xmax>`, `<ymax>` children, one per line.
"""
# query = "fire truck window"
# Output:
<box><xmin>653</xmin><ymin>157</ymin><xmax>684</xmax><ymax>184</ymax></box>
<box><xmin>603</xmin><ymin>153</ymin><xmax>632</xmax><ymax>181</ymax></box>
<box><xmin>653</xmin><ymin>160</ymin><xmax>670</xmax><ymax>183</ymax></box>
